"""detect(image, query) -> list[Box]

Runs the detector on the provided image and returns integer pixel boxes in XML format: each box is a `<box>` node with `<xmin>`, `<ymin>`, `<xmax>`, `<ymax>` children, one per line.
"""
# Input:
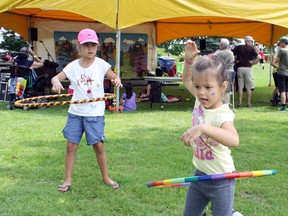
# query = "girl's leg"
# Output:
<box><xmin>207</xmin><ymin>179</ymin><xmax>235</xmax><ymax>216</ymax></box>
<box><xmin>184</xmin><ymin>182</ymin><xmax>209</xmax><ymax>216</ymax></box>
<box><xmin>64</xmin><ymin>141</ymin><xmax>78</xmax><ymax>184</ymax></box>
<box><xmin>58</xmin><ymin>141</ymin><xmax>78</xmax><ymax>192</ymax></box>
<box><xmin>93</xmin><ymin>142</ymin><xmax>109</xmax><ymax>182</ymax></box>
<box><xmin>92</xmin><ymin>142</ymin><xmax>120</xmax><ymax>189</ymax></box>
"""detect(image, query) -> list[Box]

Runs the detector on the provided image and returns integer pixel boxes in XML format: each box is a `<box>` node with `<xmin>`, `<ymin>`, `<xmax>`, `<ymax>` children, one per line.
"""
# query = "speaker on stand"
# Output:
<box><xmin>200</xmin><ymin>39</ymin><xmax>206</xmax><ymax>51</ymax></box>
<box><xmin>29</xmin><ymin>28</ymin><xmax>38</xmax><ymax>47</ymax></box>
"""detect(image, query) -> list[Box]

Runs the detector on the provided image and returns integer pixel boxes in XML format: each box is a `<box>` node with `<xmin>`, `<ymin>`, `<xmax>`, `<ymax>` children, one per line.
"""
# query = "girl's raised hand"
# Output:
<box><xmin>184</xmin><ymin>40</ymin><xmax>200</xmax><ymax>62</ymax></box>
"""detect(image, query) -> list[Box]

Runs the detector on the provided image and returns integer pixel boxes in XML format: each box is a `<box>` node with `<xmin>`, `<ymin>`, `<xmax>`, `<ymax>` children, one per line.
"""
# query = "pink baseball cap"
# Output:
<box><xmin>78</xmin><ymin>28</ymin><xmax>99</xmax><ymax>44</ymax></box>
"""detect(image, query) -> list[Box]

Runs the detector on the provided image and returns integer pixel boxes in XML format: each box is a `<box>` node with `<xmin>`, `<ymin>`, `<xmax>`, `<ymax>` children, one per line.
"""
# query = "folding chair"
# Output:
<box><xmin>228</xmin><ymin>71</ymin><xmax>236</xmax><ymax>111</ymax></box>
<box><xmin>149</xmin><ymin>81</ymin><xmax>163</xmax><ymax>110</ymax></box>
<box><xmin>104</xmin><ymin>78</ymin><xmax>113</xmax><ymax>109</ymax></box>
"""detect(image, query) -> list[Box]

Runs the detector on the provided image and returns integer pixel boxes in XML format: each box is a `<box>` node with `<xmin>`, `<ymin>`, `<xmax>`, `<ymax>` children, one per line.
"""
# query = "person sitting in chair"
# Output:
<box><xmin>12</xmin><ymin>46</ymin><xmax>44</xmax><ymax>98</ymax></box>
<box><xmin>15</xmin><ymin>46</ymin><xmax>44</xmax><ymax>80</ymax></box>
<box><xmin>139</xmin><ymin>68</ymin><xmax>180</xmax><ymax>103</ymax></box>
<box><xmin>17</xmin><ymin>46</ymin><xmax>43</xmax><ymax>68</ymax></box>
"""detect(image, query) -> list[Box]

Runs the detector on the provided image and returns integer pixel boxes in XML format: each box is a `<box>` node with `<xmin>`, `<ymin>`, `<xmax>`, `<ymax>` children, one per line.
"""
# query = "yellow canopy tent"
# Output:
<box><xmin>1</xmin><ymin>0</ymin><xmax>288</xmax><ymax>46</ymax></box>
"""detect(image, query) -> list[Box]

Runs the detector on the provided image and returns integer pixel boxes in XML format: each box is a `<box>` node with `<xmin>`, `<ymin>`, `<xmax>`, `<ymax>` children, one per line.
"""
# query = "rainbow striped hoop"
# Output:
<box><xmin>14</xmin><ymin>93</ymin><xmax>116</xmax><ymax>108</ymax></box>
<box><xmin>147</xmin><ymin>170</ymin><xmax>278</xmax><ymax>188</ymax></box>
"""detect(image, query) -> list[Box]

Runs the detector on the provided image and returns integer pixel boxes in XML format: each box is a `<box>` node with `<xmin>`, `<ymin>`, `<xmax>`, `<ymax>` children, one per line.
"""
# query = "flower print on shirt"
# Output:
<box><xmin>77</xmin><ymin>73</ymin><xmax>95</xmax><ymax>98</ymax></box>
<box><xmin>87</xmin><ymin>87</ymin><xmax>93</xmax><ymax>99</ymax></box>
<box><xmin>77</xmin><ymin>73</ymin><xmax>94</xmax><ymax>86</ymax></box>
<box><xmin>192</xmin><ymin>105</ymin><xmax>219</xmax><ymax>161</ymax></box>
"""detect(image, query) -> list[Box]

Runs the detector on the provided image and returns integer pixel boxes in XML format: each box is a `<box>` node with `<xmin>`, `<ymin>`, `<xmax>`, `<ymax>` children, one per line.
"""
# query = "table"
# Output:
<box><xmin>143</xmin><ymin>76</ymin><xmax>182</xmax><ymax>83</ymax></box>
<box><xmin>143</xmin><ymin>76</ymin><xmax>182</xmax><ymax>109</ymax></box>
<box><xmin>0</xmin><ymin>63</ymin><xmax>11</xmax><ymax>101</ymax></box>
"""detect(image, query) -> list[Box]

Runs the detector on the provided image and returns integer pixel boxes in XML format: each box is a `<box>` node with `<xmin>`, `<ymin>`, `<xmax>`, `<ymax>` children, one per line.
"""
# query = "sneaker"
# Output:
<box><xmin>232</xmin><ymin>209</ymin><xmax>243</xmax><ymax>216</ymax></box>
<box><xmin>278</xmin><ymin>107</ymin><xmax>286</xmax><ymax>111</ymax></box>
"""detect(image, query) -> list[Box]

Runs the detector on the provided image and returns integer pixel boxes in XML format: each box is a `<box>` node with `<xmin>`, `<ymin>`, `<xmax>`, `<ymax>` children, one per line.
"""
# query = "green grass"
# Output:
<box><xmin>1</xmin><ymin>62</ymin><xmax>288</xmax><ymax>215</ymax></box>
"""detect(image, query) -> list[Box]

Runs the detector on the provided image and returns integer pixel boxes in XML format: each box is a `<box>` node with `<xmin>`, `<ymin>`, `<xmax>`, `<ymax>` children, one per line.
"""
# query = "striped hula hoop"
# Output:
<box><xmin>14</xmin><ymin>93</ymin><xmax>115</xmax><ymax>108</ymax></box>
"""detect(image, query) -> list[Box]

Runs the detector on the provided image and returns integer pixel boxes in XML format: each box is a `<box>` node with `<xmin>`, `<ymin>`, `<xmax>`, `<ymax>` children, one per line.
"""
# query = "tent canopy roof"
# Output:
<box><xmin>1</xmin><ymin>0</ymin><xmax>288</xmax><ymax>46</ymax></box>
<box><xmin>8</xmin><ymin>8</ymin><xmax>95</xmax><ymax>22</ymax></box>
<box><xmin>156</xmin><ymin>16</ymin><xmax>288</xmax><ymax>46</ymax></box>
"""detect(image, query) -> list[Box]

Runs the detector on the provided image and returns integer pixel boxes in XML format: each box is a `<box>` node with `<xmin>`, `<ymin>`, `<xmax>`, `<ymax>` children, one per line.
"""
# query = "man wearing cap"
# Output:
<box><xmin>51</xmin><ymin>28</ymin><xmax>122</xmax><ymax>192</ymax></box>
<box><xmin>272</xmin><ymin>36</ymin><xmax>288</xmax><ymax>111</ymax></box>
<box><xmin>214</xmin><ymin>38</ymin><xmax>235</xmax><ymax>101</ymax></box>
<box><xmin>232</xmin><ymin>36</ymin><xmax>260</xmax><ymax>107</ymax></box>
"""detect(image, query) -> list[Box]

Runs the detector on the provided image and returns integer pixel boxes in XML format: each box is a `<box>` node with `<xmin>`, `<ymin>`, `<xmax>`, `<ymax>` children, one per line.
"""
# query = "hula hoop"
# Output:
<box><xmin>14</xmin><ymin>93</ymin><xmax>116</xmax><ymax>108</ymax></box>
<box><xmin>147</xmin><ymin>170</ymin><xmax>278</xmax><ymax>188</ymax></box>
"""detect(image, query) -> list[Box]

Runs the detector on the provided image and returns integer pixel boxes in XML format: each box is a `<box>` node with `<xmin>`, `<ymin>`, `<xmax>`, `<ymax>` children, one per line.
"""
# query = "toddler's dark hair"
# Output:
<box><xmin>125</xmin><ymin>82</ymin><xmax>133</xmax><ymax>99</ymax></box>
<box><xmin>192</xmin><ymin>55</ymin><xmax>229</xmax><ymax>103</ymax></box>
<box><xmin>192</xmin><ymin>55</ymin><xmax>228</xmax><ymax>85</ymax></box>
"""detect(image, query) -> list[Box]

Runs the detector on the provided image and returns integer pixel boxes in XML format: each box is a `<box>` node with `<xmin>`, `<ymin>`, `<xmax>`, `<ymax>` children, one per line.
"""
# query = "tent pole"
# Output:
<box><xmin>268</xmin><ymin>25</ymin><xmax>274</xmax><ymax>86</ymax></box>
<box><xmin>115</xmin><ymin>0</ymin><xmax>120</xmax><ymax>111</ymax></box>
<box><xmin>28</xmin><ymin>16</ymin><xmax>32</xmax><ymax>45</ymax></box>
<box><xmin>115</xmin><ymin>29</ymin><xmax>121</xmax><ymax>110</ymax></box>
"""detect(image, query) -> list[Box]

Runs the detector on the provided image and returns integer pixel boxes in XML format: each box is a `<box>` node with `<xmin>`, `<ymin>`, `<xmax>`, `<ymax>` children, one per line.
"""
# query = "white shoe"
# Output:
<box><xmin>232</xmin><ymin>209</ymin><xmax>243</xmax><ymax>216</ymax></box>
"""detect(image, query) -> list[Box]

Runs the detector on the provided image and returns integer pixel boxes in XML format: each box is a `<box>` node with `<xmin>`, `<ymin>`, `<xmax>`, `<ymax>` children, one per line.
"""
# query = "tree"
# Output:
<box><xmin>0</xmin><ymin>28</ymin><xmax>28</xmax><ymax>52</ymax></box>
<box><xmin>157</xmin><ymin>37</ymin><xmax>241</xmax><ymax>61</ymax></box>
<box><xmin>157</xmin><ymin>38</ymin><xmax>186</xmax><ymax>57</ymax></box>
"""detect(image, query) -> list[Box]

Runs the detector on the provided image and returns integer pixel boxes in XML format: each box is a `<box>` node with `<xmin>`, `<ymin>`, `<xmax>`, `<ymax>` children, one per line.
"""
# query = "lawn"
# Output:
<box><xmin>1</xmin><ymin>63</ymin><xmax>287</xmax><ymax>216</ymax></box>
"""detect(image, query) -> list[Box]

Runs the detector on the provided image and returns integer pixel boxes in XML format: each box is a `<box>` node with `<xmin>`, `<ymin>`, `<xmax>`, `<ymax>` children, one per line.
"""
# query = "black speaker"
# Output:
<box><xmin>200</xmin><ymin>39</ymin><xmax>206</xmax><ymax>50</ymax></box>
<box><xmin>29</xmin><ymin>28</ymin><xmax>38</xmax><ymax>41</ymax></box>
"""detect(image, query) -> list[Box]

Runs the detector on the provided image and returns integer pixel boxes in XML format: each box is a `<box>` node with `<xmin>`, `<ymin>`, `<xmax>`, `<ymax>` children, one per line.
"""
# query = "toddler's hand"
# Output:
<box><xmin>181</xmin><ymin>125</ymin><xmax>203</xmax><ymax>147</ymax></box>
<box><xmin>184</xmin><ymin>40</ymin><xmax>200</xmax><ymax>62</ymax></box>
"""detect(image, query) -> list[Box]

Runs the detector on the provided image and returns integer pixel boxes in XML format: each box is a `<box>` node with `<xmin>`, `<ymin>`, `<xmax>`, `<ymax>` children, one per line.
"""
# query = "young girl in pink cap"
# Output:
<box><xmin>51</xmin><ymin>28</ymin><xmax>122</xmax><ymax>192</ymax></box>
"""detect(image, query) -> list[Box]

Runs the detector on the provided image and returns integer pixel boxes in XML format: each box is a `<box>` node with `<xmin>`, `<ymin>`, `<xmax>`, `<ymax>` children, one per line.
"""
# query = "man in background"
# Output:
<box><xmin>232</xmin><ymin>36</ymin><xmax>260</xmax><ymax>107</ymax></box>
<box><xmin>272</xmin><ymin>36</ymin><xmax>288</xmax><ymax>111</ymax></box>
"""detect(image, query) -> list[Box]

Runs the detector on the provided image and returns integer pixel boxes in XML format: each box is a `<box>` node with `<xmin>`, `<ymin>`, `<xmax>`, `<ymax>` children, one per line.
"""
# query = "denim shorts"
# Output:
<box><xmin>62</xmin><ymin>113</ymin><xmax>105</xmax><ymax>145</ymax></box>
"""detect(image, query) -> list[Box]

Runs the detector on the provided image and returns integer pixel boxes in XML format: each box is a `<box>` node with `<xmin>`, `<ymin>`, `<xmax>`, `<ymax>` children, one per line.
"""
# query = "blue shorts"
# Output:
<box><xmin>62</xmin><ymin>113</ymin><xmax>105</xmax><ymax>145</ymax></box>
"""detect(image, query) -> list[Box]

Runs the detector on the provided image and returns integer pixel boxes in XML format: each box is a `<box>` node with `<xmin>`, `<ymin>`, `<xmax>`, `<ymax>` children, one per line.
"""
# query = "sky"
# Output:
<box><xmin>0</xmin><ymin>28</ymin><xmax>4</xmax><ymax>52</ymax></box>
<box><xmin>0</xmin><ymin>28</ymin><xmax>3</xmax><ymax>42</ymax></box>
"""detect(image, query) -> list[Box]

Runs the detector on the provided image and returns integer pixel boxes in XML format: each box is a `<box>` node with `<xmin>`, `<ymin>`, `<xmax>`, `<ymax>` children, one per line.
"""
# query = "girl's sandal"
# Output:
<box><xmin>58</xmin><ymin>184</ymin><xmax>71</xmax><ymax>192</ymax></box>
<box><xmin>104</xmin><ymin>181</ymin><xmax>120</xmax><ymax>190</ymax></box>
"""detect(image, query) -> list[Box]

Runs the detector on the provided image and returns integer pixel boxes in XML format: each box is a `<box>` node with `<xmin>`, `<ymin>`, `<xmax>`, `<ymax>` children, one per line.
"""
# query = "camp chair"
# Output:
<box><xmin>228</xmin><ymin>71</ymin><xmax>236</xmax><ymax>111</ymax></box>
<box><xmin>149</xmin><ymin>81</ymin><xmax>163</xmax><ymax>110</ymax></box>
<box><xmin>104</xmin><ymin>78</ymin><xmax>113</xmax><ymax>109</ymax></box>
<box><xmin>7</xmin><ymin>65</ymin><xmax>31</xmax><ymax>110</ymax></box>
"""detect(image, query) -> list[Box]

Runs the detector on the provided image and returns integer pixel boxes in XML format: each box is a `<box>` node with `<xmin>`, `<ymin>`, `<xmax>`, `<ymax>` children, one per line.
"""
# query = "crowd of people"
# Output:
<box><xmin>195</xmin><ymin>35</ymin><xmax>287</xmax><ymax>111</ymax></box>
<box><xmin>125</xmin><ymin>34</ymin><xmax>284</xmax><ymax>111</ymax></box>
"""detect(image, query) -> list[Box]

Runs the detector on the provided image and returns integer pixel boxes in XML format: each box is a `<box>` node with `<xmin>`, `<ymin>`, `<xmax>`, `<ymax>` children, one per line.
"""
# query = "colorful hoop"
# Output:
<box><xmin>147</xmin><ymin>170</ymin><xmax>278</xmax><ymax>188</ymax></box>
<box><xmin>14</xmin><ymin>93</ymin><xmax>116</xmax><ymax>108</ymax></box>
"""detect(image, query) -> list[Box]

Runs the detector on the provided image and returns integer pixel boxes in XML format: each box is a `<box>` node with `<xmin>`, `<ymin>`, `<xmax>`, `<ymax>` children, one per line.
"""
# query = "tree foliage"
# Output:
<box><xmin>157</xmin><ymin>37</ymin><xmax>240</xmax><ymax>61</ymax></box>
<box><xmin>0</xmin><ymin>28</ymin><xmax>28</xmax><ymax>52</ymax></box>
